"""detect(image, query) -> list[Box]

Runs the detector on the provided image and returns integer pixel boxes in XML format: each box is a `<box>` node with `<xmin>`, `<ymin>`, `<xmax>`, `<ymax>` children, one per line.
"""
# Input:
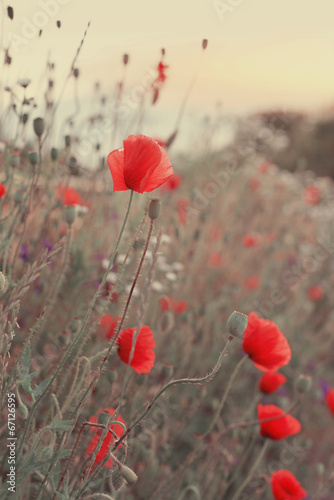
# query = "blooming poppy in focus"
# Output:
<box><xmin>258</xmin><ymin>404</ymin><xmax>301</xmax><ymax>440</ymax></box>
<box><xmin>244</xmin><ymin>275</ymin><xmax>260</xmax><ymax>290</ymax></box>
<box><xmin>99</xmin><ymin>314</ymin><xmax>120</xmax><ymax>340</ymax></box>
<box><xmin>160</xmin><ymin>173</ymin><xmax>182</xmax><ymax>191</ymax></box>
<box><xmin>160</xmin><ymin>296</ymin><xmax>188</xmax><ymax>314</ymax></box>
<box><xmin>242</xmin><ymin>235</ymin><xmax>258</xmax><ymax>248</ymax></box>
<box><xmin>107</xmin><ymin>135</ymin><xmax>173</xmax><ymax>193</ymax></box>
<box><xmin>304</xmin><ymin>184</ymin><xmax>321</xmax><ymax>205</ymax></box>
<box><xmin>325</xmin><ymin>388</ymin><xmax>334</xmax><ymax>415</ymax></box>
<box><xmin>117</xmin><ymin>325</ymin><xmax>155</xmax><ymax>374</ymax></box>
<box><xmin>157</xmin><ymin>61</ymin><xmax>168</xmax><ymax>83</ymax></box>
<box><xmin>242</xmin><ymin>312</ymin><xmax>291</xmax><ymax>372</ymax></box>
<box><xmin>0</xmin><ymin>183</ymin><xmax>6</xmax><ymax>199</ymax></box>
<box><xmin>259</xmin><ymin>371</ymin><xmax>287</xmax><ymax>394</ymax></box>
<box><xmin>271</xmin><ymin>469</ymin><xmax>307</xmax><ymax>500</ymax></box>
<box><xmin>307</xmin><ymin>285</ymin><xmax>324</xmax><ymax>302</ymax></box>
<box><xmin>56</xmin><ymin>184</ymin><xmax>82</xmax><ymax>206</ymax></box>
<box><xmin>86</xmin><ymin>408</ymin><xmax>125</xmax><ymax>469</ymax></box>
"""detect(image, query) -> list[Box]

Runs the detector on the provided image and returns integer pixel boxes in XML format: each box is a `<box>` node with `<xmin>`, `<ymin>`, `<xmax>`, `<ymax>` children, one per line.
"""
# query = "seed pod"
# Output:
<box><xmin>33</xmin><ymin>117</ymin><xmax>45</xmax><ymax>137</ymax></box>
<box><xmin>22</xmin><ymin>113</ymin><xmax>28</xmax><ymax>124</ymax></box>
<box><xmin>73</xmin><ymin>68</ymin><xmax>79</xmax><ymax>78</ymax></box>
<box><xmin>51</xmin><ymin>147</ymin><xmax>58</xmax><ymax>161</ymax></box>
<box><xmin>64</xmin><ymin>206</ymin><xmax>77</xmax><ymax>225</ymax></box>
<box><xmin>295</xmin><ymin>374</ymin><xmax>312</xmax><ymax>394</ymax></box>
<box><xmin>65</xmin><ymin>135</ymin><xmax>71</xmax><ymax>148</ymax></box>
<box><xmin>226</xmin><ymin>311</ymin><xmax>248</xmax><ymax>339</ymax></box>
<box><xmin>28</xmin><ymin>151</ymin><xmax>39</xmax><ymax>166</ymax></box>
<box><xmin>56</xmin><ymin>20</ymin><xmax>61</xmax><ymax>28</ymax></box>
<box><xmin>9</xmin><ymin>155</ymin><xmax>19</xmax><ymax>167</ymax></box>
<box><xmin>148</xmin><ymin>198</ymin><xmax>161</xmax><ymax>220</ymax></box>
<box><xmin>7</xmin><ymin>6</ymin><xmax>14</xmax><ymax>20</ymax></box>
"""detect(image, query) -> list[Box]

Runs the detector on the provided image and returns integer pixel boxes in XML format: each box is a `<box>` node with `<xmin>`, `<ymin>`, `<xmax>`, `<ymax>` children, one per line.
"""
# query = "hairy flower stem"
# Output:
<box><xmin>113</xmin><ymin>336</ymin><xmax>234</xmax><ymax>450</ymax></box>
<box><xmin>229</xmin><ymin>439</ymin><xmax>270</xmax><ymax>500</ymax></box>
<box><xmin>16</xmin><ymin>191</ymin><xmax>133</xmax><ymax>470</ymax></box>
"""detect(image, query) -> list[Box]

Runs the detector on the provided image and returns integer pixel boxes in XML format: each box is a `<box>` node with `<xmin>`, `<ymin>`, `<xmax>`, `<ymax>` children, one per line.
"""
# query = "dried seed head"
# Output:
<box><xmin>202</xmin><ymin>39</ymin><xmax>208</xmax><ymax>50</ymax></box>
<box><xmin>7</xmin><ymin>6</ymin><xmax>14</xmax><ymax>20</ymax></box>
<box><xmin>119</xmin><ymin>465</ymin><xmax>138</xmax><ymax>484</ymax></box>
<box><xmin>148</xmin><ymin>198</ymin><xmax>161</xmax><ymax>220</ymax></box>
<box><xmin>33</xmin><ymin>117</ymin><xmax>45</xmax><ymax>137</ymax></box>
<box><xmin>123</xmin><ymin>54</ymin><xmax>129</xmax><ymax>65</ymax></box>
<box><xmin>295</xmin><ymin>374</ymin><xmax>312</xmax><ymax>394</ymax></box>
<box><xmin>226</xmin><ymin>311</ymin><xmax>248</xmax><ymax>339</ymax></box>
<box><xmin>73</xmin><ymin>67</ymin><xmax>79</xmax><ymax>78</ymax></box>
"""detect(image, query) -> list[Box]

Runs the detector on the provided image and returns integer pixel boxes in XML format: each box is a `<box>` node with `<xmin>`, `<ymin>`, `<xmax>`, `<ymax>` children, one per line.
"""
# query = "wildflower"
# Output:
<box><xmin>160</xmin><ymin>296</ymin><xmax>188</xmax><ymax>314</ymax></box>
<box><xmin>304</xmin><ymin>184</ymin><xmax>321</xmax><ymax>205</ymax></box>
<box><xmin>99</xmin><ymin>314</ymin><xmax>120</xmax><ymax>340</ymax></box>
<box><xmin>271</xmin><ymin>469</ymin><xmax>307</xmax><ymax>500</ymax></box>
<box><xmin>160</xmin><ymin>173</ymin><xmax>182</xmax><ymax>191</ymax></box>
<box><xmin>258</xmin><ymin>404</ymin><xmax>301</xmax><ymax>440</ymax></box>
<box><xmin>242</xmin><ymin>235</ymin><xmax>258</xmax><ymax>248</ymax></box>
<box><xmin>242</xmin><ymin>312</ymin><xmax>291</xmax><ymax>372</ymax></box>
<box><xmin>56</xmin><ymin>184</ymin><xmax>82</xmax><ymax>206</ymax></box>
<box><xmin>325</xmin><ymin>389</ymin><xmax>334</xmax><ymax>415</ymax></box>
<box><xmin>86</xmin><ymin>408</ymin><xmax>125</xmax><ymax>469</ymax></box>
<box><xmin>0</xmin><ymin>183</ymin><xmax>6</xmax><ymax>199</ymax></box>
<box><xmin>244</xmin><ymin>275</ymin><xmax>260</xmax><ymax>290</ymax></box>
<box><xmin>307</xmin><ymin>285</ymin><xmax>324</xmax><ymax>301</ymax></box>
<box><xmin>259</xmin><ymin>371</ymin><xmax>287</xmax><ymax>394</ymax></box>
<box><xmin>19</xmin><ymin>244</ymin><xmax>29</xmax><ymax>261</ymax></box>
<box><xmin>107</xmin><ymin>135</ymin><xmax>173</xmax><ymax>193</ymax></box>
<box><xmin>157</xmin><ymin>61</ymin><xmax>168</xmax><ymax>83</ymax></box>
<box><xmin>117</xmin><ymin>325</ymin><xmax>155</xmax><ymax>374</ymax></box>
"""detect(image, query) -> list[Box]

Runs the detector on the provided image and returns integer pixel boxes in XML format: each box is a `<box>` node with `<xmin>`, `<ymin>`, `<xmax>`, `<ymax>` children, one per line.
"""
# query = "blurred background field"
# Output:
<box><xmin>1</xmin><ymin>1</ymin><xmax>334</xmax><ymax>499</ymax></box>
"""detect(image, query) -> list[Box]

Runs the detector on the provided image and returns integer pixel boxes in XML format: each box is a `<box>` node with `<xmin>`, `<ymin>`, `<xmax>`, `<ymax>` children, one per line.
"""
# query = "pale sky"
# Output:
<box><xmin>1</xmin><ymin>0</ymin><xmax>334</xmax><ymax>116</ymax></box>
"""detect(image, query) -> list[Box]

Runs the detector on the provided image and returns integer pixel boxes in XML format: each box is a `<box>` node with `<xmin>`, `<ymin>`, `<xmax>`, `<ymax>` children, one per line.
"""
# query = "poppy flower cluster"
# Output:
<box><xmin>117</xmin><ymin>325</ymin><xmax>155</xmax><ymax>374</ymax></box>
<box><xmin>271</xmin><ymin>469</ymin><xmax>307</xmax><ymax>500</ymax></box>
<box><xmin>107</xmin><ymin>135</ymin><xmax>173</xmax><ymax>193</ymax></box>
<box><xmin>86</xmin><ymin>408</ymin><xmax>125</xmax><ymax>469</ymax></box>
<box><xmin>160</xmin><ymin>296</ymin><xmax>188</xmax><ymax>314</ymax></box>
<box><xmin>242</xmin><ymin>312</ymin><xmax>291</xmax><ymax>372</ymax></box>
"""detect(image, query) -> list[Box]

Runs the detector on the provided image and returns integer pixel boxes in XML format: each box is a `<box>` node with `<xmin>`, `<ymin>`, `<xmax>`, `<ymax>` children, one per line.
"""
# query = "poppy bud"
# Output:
<box><xmin>148</xmin><ymin>198</ymin><xmax>161</xmax><ymax>220</ymax></box>
<box><xmin>123</xmin><ymin>54</ymin><xmax>129</xmax><ymax>65</ymax></box>
<box><xmin>64</xmin><ymin>205</ymin><xmax>77</xmax><ymax>225</ymax></box>
<box><xmin>0</xmin><ymin>272</ymin><xmax>7</xmax><ymax>292</ymax></box>
<box><xmin>97</xmin><ymin>410</ymin><xmax>112</xmax><ymax>426</ymax></box>
<box><xmin>51</xmin><ymin>147</ymin><xmax>58</xmax><ymax>161</ymax></box>
<box><xmin>295</xmin><ymin>374</ymin><xmax>312</xmax><ymax>394</ymax></box>
<box><xmin>65</xmin><ymin>135</ymin><xmax>71</xmax><ymax>147</ymax></box>
<box><xmin>19</xmin><ymin>404</ymin><xmax>28</xmax><ymax>419</ymax></box>
<box><xmin>33</xmin><ymin>117</ymin><xmax>45</xmax><ymax>137</ymax></box>
<box><xmin>69</xmin><ymin>318</ymin><xmax>81</xmax><ymax>333</ymax></box>
<box><xmin>316</xmin><ymin>463</ymin><xmax>325</xmax><ymax>476</ymax></box>
<box><xmin>73</xmin><ymin>68</ymin><xmax>79</xmax><ymax>78</ymax></box>
<box><xmin>161</xmin><ymin>48</ymin><xmax>165</xmax><ymax>56</ymax></box>
<box><xmin>22</xmin><ymin>113</ymin><xmax>28</xmax><ymax>124</ymax></box>
<box><xmin>9</xmin><ymin>155</ymin><xmax>19</xmax><ymax>167</ymax></box>
<box><xmin>7</xmin><ymin>6</ymin><xmax>14</xmax><ymax>20</ymax></box>
<box><xmin>28</xmin><ymin>151</ymin><xmax>39</xmax><ymax>166</ymax></box>
<box><xmin>226</xmin><ymin>311</ymin><xmax>248</xmax><ymax>339</ymax></box>
<box><xmin>14</xmin><ymin>189</ymin><xmax>25</xmax><ymax>204</ymax></box>
<box><xmin>56</xmin><ymin>20</ymin><xmax>61</xmax><ymax>28</ymax></box>
<box><xmin>107</xmin><ymin>370</ymin><xmax>118</xmax><ymax>383</ymax></box>
<box><xmin>202</xmin><ymin>39</ymin><xmax>208</xmax><ymax>50</ymax></box>
<box><xmin>119</xmin><ymin>465</ymin><xmax>138</xmax><ymax>484</ymax></box>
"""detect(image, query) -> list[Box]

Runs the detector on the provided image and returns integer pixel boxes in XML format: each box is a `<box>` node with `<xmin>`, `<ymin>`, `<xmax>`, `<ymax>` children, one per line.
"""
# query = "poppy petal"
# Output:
<box><xmin>144</xmin><ymin>146</ymin><xmax>174</xmax><ymax>192</ymax></box>
<box><xmin>107</xmin><ymin>148</ymin><xmax>128</xmax><ymax>191</ymax></box>
<box><xmin>123</xmin><ymin>135</ymin><xmax>162</xmax><ymax>193</ymax></box>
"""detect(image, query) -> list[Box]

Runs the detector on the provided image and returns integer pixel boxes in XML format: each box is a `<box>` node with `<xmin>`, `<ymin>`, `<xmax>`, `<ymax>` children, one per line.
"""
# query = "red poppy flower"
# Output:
<box><xmin>0</xmin><ymin>183</ymin><xmax>6</xmax><ymax>199</ymax></box>
<box><xmin>56</xmin><ymin>184</ymin><xmax>82</xmax><ymax>206</ymax></box>
<box><xmin>117</xmin><ymin>325</ymin><xmax>155</xmax><ymax>374</ymax></box>
<box><xmin>325</xmin><ymin>388</ymin><xmax>334</xmax><ymax>415</ymax></box>
<box><xmin>99</xmin><ymin>314</ymin><xmax>120</xmax><ymax>340</ymax></box>
<box><xmin>242</xmin><ymin>312</ymin><xmax>291</xmax><ymax>372</ymax></box>
<box><xmin>258</xmin><ymin>404</ymin><xmax>302</xmax><ymax>440</ymax></box>
<box><xmin>307</xmin><ymin>285</ymin><xmax>324</xmax><ymax>301</ymax></box>
<box><xmin>242</xmin><ymin>235</ymin><xmax>258</xmax><ymax>248</ymax></box>
<box><xmin>86</xmin><ymin>408</ymin><xmax>125</xmax><ymax>469</ymax></box>
<box><xmin>107</xmin><ymin>135</ymin><xmax>173</xmax><ymax>193</ymax></box>
<box><xmin>244</xmin><ymin>275</ymin><xmax>260</xmax><ymax>290</ymax></box>
<box><xmin>160</xmin><ymin>296</ymin><xmax>188</xmax><ymax>314</ymax></box>
<box><xmin>157</xmin><ymin>61</ymin><xmax>168</xmax><ymax>83</ymax></box>
<box><xmin>161</xmin><ymin>173</ymin><xmax>182</xmax><ymax>191</ymax></box>
<box><xmin>259</xmin><ymin>371</ymin><xmax>287</xmax><ymax>394</ymax></box>
<box><xmin>271</xmin><ymin>469</ymin><xmax>307</xmax><ymax>500</ymax></box>
<box><xmin>304</xmin><ymin>184</ymin><xmax>321</xmax><ymax>205</ymax></box>
<box><xmin>209</xmin><ymin>252</ymin><xmax>222</xmax><ymax>266</ymax></box>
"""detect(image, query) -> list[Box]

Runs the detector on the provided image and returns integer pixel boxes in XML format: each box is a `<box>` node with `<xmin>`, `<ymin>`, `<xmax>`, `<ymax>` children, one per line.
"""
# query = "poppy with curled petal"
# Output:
<box><xmin>242</xmin><ymin>312</ymin><xmax>291</xmax><ymax>372</ymax></box>
<box><xmin>259</xmin><ymin>371</ymin><xmax>287</xmax><ymax>394</ymax></box>
<box><xmin>117</xmin><ymin>325</ymin><xmax>155</xmax><ymax>374</ymax></box>
<box><xmin>86</xmin><ymin>408</ymin><xmax>125</xmax><ymax>469</ymax></box>
<box><xmin>258</xmin><ymin>404</ymin><xmax>301</xmax><ymax>440</ymax></box>
<box><xmin>325</xmin><ymin>388</ymin><xmax>334</xmax><ymax>415</ymax></box>
<box><xmin>271</xmin><ymin>469</ymin><xmax>307</xmax><ymax>500</ymax></box>
<box><xmin>107</xmin><ymin>135</ymin><xmax>173</xmax><ymax>193</ymax></box>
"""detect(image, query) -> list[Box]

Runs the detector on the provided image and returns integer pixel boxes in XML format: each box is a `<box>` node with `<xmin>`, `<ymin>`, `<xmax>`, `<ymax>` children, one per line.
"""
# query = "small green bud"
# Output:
<box><xmin>51</xmin><ymin>147</ymin><xmax>58</xmax><ymax>161</ymax></box>
<box><xmin>148</xmin><ymin>198</ymin><xmax>161</xmax><ymax>220</ymax></box>
<box><xmin>107</xmin><ymin>370</ymin><xmax>118</xmax><ymax>383</ymax></box>
<box><xmin>28</xmin><ymin>151</ymin><xmax>39</xmax><ymax>166</ymax></box>
<box><xmin>226</xmin><ymin>311</ymin><xmax>248</xmax><ymax>339</ymax></box>
<box><xmin>33</xmin><ymin>117</ymin><xmax>45</xmax><ymax>137</ymax></box>
<box><xmin>65</xmin><ymin>135</ymin><xmax>71</xmax><ymax>148</ymax></box>
<box><xmin>9</xmin><ymin>155</ymin><xmax>19</xmax><ymax>167</ymax></box>
<box><xmin>119</xmin><ymin>465</ymin><xmax>138</xmax><ymax>484</ymax></box>
<box><xmin>64</xmin><ymin>205</ymin><xmax>77</xmax><ymax>225</ymax></box>
<box><xmin>295</xmin><ymin>374</ymin><xmax>312</xmax><ymax>394</ymax></box>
